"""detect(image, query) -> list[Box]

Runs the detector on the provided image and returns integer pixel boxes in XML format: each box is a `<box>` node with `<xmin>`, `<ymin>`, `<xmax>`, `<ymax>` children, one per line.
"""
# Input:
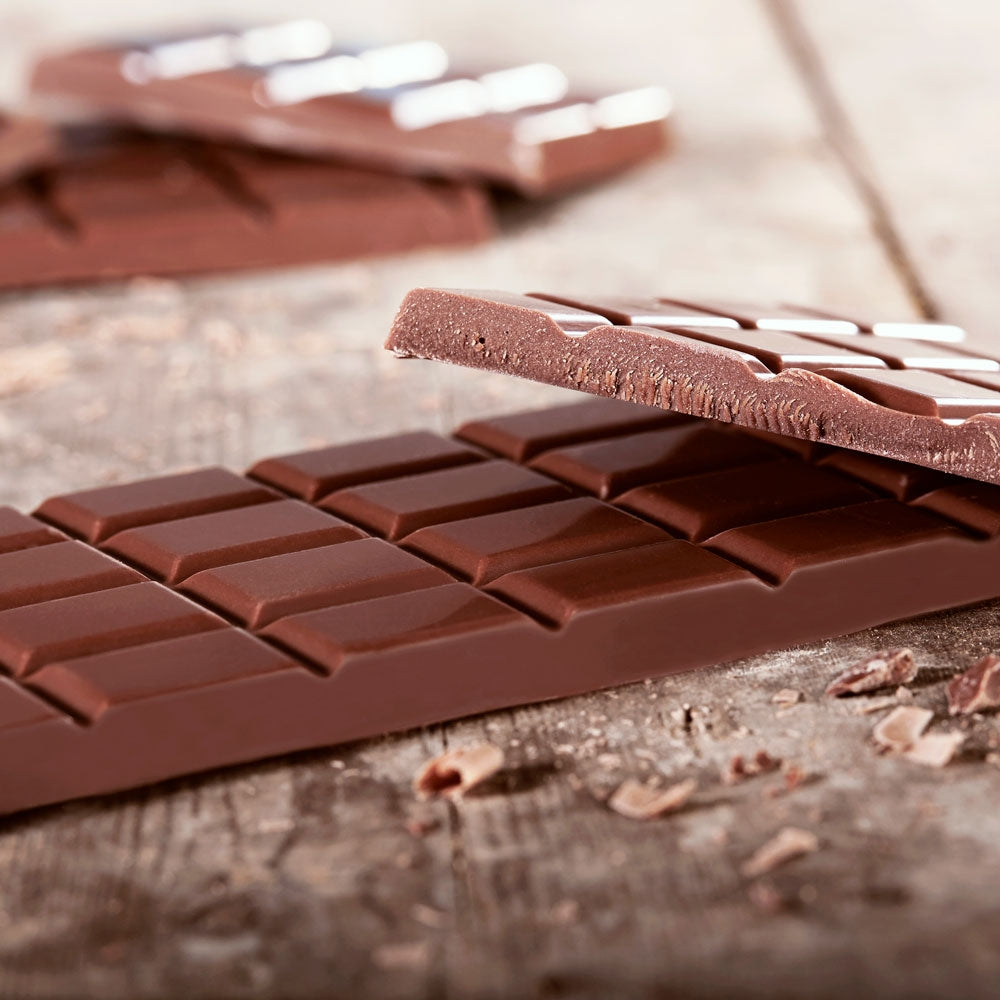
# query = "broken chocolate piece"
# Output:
<box><xmin>607</xmin><ymin>777</ymin><xmax>697</xmax><ymax>819</ymax></box>
<box><xmin>946</xmin><ymin>654</ymin><xmax>1000</xmax><ymax>716</ymax></box>
<box><xmin>903</xmin><ymin>732</ymin><xmax>965</xmax><ymax>768</ymax></box>
<box><xmin>386</xmin><ymin>289</ymin><xmax>1000</xmax><ymax>486</ymax></box>
<box><xmin>872</xmin><ymin>706</ymin><xmax>933</xmax><ymax>752</ymax></box>
<box><xmin>741</xmin><ymin>827</ymin><xmax>819</xmax><ymax>878</ymax></box>
<box><xmin>413</xmin><ymin>744</ymin><xmax>504</xmax><ymax>798</ymax></box>
<box><xmin>826</xmin><ymin>648</ymin><xmax>917</xmax><ymax>697</ymax></box>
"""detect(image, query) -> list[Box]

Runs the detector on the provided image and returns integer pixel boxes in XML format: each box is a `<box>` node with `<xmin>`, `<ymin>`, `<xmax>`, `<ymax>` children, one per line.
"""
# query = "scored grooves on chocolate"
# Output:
<box><xmin>0</xmin><ymin>130</ymin><xmax>492</xmax><ymax>288</ymax></box>
<box><xmin>385</xmin><ymin>290</ymin><xmax>1000</xmax><ymax>486</ymax></box>
<box><xmin>4</xmin><ymin>398</ymin><xmax>1000</xmax><ymax>815</ymax></box>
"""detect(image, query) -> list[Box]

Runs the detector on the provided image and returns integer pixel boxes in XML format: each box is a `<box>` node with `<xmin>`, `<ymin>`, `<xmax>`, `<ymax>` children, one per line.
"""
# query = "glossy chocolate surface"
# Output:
<box><xmin>4</xmin><ymin>400</ymin><xmax>1000</xmax><ymax>816</ymax></box>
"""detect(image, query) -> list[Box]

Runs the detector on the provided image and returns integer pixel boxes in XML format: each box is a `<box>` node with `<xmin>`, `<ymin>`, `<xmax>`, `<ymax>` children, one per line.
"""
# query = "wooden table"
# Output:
<box><xmin>1</xmin><ymin>2</ymin><xmax>998</xmax><ymax>996</ymax></box>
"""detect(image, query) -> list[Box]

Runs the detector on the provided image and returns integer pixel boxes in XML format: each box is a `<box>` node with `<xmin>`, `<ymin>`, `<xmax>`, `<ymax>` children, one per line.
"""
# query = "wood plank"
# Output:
<box><xmin>778</xmin><ymin>0</ymin><xmax>1000</xmax><ymax>345</ymax></box>
<box><xmin>2</xmin><ymin>2</ymin><xmax>996</xmax><ymax>998</ymax></box>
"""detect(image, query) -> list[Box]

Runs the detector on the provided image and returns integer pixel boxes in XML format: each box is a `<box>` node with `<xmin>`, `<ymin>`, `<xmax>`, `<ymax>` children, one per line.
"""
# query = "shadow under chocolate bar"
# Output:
<box><xmin>385</xmin><ymin>289</ymin><xmax>1000</xmax><ymax>485</ymax></box>
<box><xmin>30</xmin><ymin>20</ymin><xmax>671</xmax><ymax>195</ymax></box>
<box><xmin>0</xmin><ymin>128</ymin><xmax>492</xmax><ymax>288</ymax></box>
<box><xmin>0</xmin><ymin>113</ymin><xmax>58</xmax><ymax>185</ymax></box>
<box><xmin>3</xmin><ymin>399</ymin><xmax>1000</xmax><ymax>815</ymax></box>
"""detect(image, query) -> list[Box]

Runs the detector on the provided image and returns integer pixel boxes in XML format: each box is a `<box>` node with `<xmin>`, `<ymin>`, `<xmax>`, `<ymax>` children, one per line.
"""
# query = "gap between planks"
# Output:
<box><xmin>762</xmin><ymin>0</ymin><xmax>941</xmax><ymax>321</ymax></box>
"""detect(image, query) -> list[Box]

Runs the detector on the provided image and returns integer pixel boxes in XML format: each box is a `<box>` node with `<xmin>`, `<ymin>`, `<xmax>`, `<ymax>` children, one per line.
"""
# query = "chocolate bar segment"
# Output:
<box><xmin>489</xmin><ymin>540</ymin><xmax>753</xmax><ymax>626</ymax></box>
<box><xmin>321</xmin><ymin>461</ymin><xmax>571</xmax><ymax>540</ymax></box>
<box><xmin>7</xmin><ymin>400</ymin><xmax>1000</xmax><ymax>816</ymax></box>
<box><xmin>37</xmin><ymin>467</ymin><xmax>279</xmax><ymax>544</ymax></box>
<box><xmin>29</xmin><ymin>631</ymin><xmax>299</xmax><ymax>723</ymax></box>
<box><xmin>0</xmin><ymin>129</ymin><xmax>491</xmax><ymax>289</ymax></box>
<box><xmin>104</xmin><ymin>500</ymin><xmax>363</xmax><ymax>583</ymax></box>
<box><xmin>31</xmin><ymin>23</ymin><xmax>670</xmax><ymax>195</ymax></box>
<box><xmin>528</xmin><ymin>423</ymin><xmax>781</xmax><ymax>498</ymax></box>
<box><xmin>616</xmin><ymin>460</ymin><xmax>876</xmax><ymax>541</ymax></box>
<box><xmin>181</xmin><ymin>538</ymin><xmax>451</xmax><ymax>628</ymax></box>
<box><xmin>0</xmin><ymin>541</ymin><xmax>143</xmax><ymax>611</ymax></box>
<box><xmin>386</xmin><ymin>289</ymin><xmax>1000</xmax><ymax>486</ymax></box>
<box><xmin>0</xmin><ymin>582</ymin><xmax>224</xmax><ymax>677</ymax></box>
<box><xmin>403</xmin><ymin>497</ymin><xmax>667</xmax><ymax>585</ymax></box>
<box><xmin>0</xmin><ymin>113</ymin><xmax>58</xmax><ymax>184</ymax></box>
<box><xmin>0</xmin><ymin>507</ymin><xmax>65</xmax><ymax>555</ymax></box>
<box><xmin>454</xmin><ymin>398</ymin><xmax>681</xmax><ymax>462</ymax></box>
<box><xmin>248</xmin><ymin>431</ymin><xmax>484</xmax><ymax>502</ymax></box>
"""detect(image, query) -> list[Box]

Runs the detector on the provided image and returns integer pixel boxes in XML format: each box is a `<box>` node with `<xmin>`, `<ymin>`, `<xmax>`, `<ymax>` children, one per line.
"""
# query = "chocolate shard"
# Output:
<box><xmin>741</xmin><ymin>827</ymin><xmax>819</xmax><ymax>878</ymax></box>
<box><xmin>871</xmin><ymin>706</ymin><xmax>933</xmax><ymax>752</ymax></box>
<box><xmin>414</xmin><ymin>745</ymin><xmax>504</xmax><ymax>798</ymax></box>
<box><xmin>826</xmin><ymin>648</ymin><xmax>917</xmax><ymax>697</ymax></box>
<box><xmin>946</xmin><ymin>654</ymin><xmax>1000</xmax><ymax>716</ymax></box>
<box><xmin>607</xmin><ymin>777</ymin><xmax>697</xmax><ymax>820</ymax></box>
<box><xmin>385</xmin><ymin>288</ymin><xmax>1000</xmax><ymax>486</ymax></box>
<box><xmin>31</xmin><ymin>24</ymin><xmax>671</xmax><ymax>195</ymax></box>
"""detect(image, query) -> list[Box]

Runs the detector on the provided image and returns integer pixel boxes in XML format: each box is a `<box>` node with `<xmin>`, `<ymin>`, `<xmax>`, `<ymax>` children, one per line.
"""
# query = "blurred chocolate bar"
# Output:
<box><xmin>0</xmin><ymin>128</ymin><xmax>492</xmax><ymax>288</ymax></box>
<box><xmin>0</xmin><ymin>113</ymin><xmax>57</xmax><ymax>184</ymax></box>
<box><xmin>30</xmin><ymin>20</ymin><xmax>671</xmax><ymax>194</ymax></box>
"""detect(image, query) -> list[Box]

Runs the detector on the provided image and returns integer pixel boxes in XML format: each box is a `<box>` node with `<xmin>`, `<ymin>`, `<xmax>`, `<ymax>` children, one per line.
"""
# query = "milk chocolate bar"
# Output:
<box><xmin>30</xmin><ymin>21</ymin><xmax>670</xmax><ymax>195</ymax></box>
<box><xmin>0</xmin><ymin>113</ymin><xmax>57</xmax><ymax>184</ymax></box>
<box><xmin>0</xmin><ymin>129</ymin><xmax>491</xmax><ymax>288</ymax></box>
<box><xmin>4</xmin><ymin>400</ymin><xmax>1000</xmax><ymax>815</ymax></box>
<box><xmin>386</xmin><ymin>290</ymin><xmax>1000</xmax><ymax>485</ymax></box>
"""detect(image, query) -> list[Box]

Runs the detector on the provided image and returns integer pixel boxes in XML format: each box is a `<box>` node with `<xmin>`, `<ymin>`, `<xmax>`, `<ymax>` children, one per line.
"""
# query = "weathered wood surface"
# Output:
<box><xmin>0</xmin><ymin>2</ymin><xmax>998</xmax><ymax>998</ymax></box>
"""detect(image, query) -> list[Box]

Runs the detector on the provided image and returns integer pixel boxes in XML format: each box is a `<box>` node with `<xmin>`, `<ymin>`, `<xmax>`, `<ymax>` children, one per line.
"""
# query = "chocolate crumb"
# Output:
<box><xmin>411</xmin><ymin>903</ymin><xmax>449</xmax><ymax>929</ymax></box>
<box><xmin>741</xmin><ymin>827</ymin><xmax>819</xmax><ymax>878</ymax></box>
<box><xmin>872</xmin><ymin>706</ymin><xmax>933</xmax><ymax>753</ymax></box>
<box><xmin>724</xmin><ymin>749</ymin><xmax>782</xmax><ymax>784</ymax></box>
<box><xmin>414</xmin><ymin>744</ymin><xmax>504</xmax><ymax>799</ymax></box>
<box><xmin>826</xmin><ymin>648</ymin><xmax>917</xmax><ymax>697</ymax></box>
<box><xmin>747</xmin><ymin>880</ymin><xmax>791</xmax><ymax>914</ymax></box>
<box><xmin>903</xmin><ymin>732</ymin><xmax>965</xmax><ymax>768</ymax></box>
<box><xmin>549</xmin><ymin>899</ymin><xmax>580</xmax><ymax>924</ymax></box>
<box><xmin>852</xmin><ymin>696</ymin><xmax>898</xmax><ymax>716</ymax></box>
<box><xmin>946</xmin><ymin>654</ymin><xmax>1000</xmax><ymax>716</ymax></box>
<box><xmin>764</xmin><ymin>763</ymin><xmax>810</xmax><ymax>798</ymax></box>
<box><xmin>607</xmin><ymin>777</ymin><xmax>697</xmax><ymax>820</ymax></box>
<box><xmin>722</xmin><ymin>754</ymin><xmax>748</xmax><ymax>785</ymax></box>
<box><xmin>405</xmin><ymin>817</ymin><xmax>441</xmax><ymax>838</ymax></box>
<box><xmin>771</xmin><ymin>688</ymin><xmax>803</xmax><ymax>708</ymax></box>
<box><xmin>373</xmin><ymin>940</ymin><xmax>431</xmax><ymax>972</ymax></box>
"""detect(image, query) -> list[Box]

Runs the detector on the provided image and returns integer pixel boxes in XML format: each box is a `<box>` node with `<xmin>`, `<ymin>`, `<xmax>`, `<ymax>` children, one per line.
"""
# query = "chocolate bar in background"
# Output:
<box><xmin>0</xmin><ymin>113</ymin><xmax>58</xmax><ymax>184</ymax></box>
<box><xmin>29</xmin><ymin>20</ymin><xmax>671</xmax><ymax>195</ymax></box>
<box><xmin>386</xmin><ymin>290</ymin><xmax>1000</xmax><ymax>486</ymax></box>
<box><xmin>5</xmin><ymin>398</ymin><xmax>1000</xmax><ymax>816</ymax></box>
<box><xmin>0</xmin><ymin>129</ymin><xmax>491</xmax><ymax>289</ymax></box>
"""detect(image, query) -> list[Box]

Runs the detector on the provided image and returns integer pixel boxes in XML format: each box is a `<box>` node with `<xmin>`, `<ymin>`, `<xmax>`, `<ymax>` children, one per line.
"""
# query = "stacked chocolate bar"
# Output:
<box><xmin>0</xmin><ymin>19</ymin><xmax>670</xmax><ymax>287</ymax></box>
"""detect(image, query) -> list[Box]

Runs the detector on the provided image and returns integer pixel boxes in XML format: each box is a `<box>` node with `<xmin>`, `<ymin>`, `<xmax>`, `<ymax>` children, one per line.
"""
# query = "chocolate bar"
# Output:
<box><xmin>386</xmin><ymin>290</ymin><xmax>1000</xmax><ymax>486</ymax></box>
<box><xmin>0</xmin><ymin>129</ymin><xmax>490</xmax><ymax>288</ymax></box>
<box><xmin>4</xmin><ymin>399</ymin><xmax>1000</xmax><ymax>815</ymax></box>
<box><xmin>0</xmin><ymin>113</ymin><xmax>57</xmax><ymax>184</ymax></box>
<box><xmin>30</xmin><ymin>21</ymin><xmax>670</xmax><ymax>195</ymax></box>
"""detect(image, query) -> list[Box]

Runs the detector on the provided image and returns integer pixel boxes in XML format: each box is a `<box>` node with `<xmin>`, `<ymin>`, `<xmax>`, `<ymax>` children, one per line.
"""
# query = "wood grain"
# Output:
<box><xmin>0</xmin><ymin>2</ymin><xmax>997</xmax><ymax>997</ymax></box>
